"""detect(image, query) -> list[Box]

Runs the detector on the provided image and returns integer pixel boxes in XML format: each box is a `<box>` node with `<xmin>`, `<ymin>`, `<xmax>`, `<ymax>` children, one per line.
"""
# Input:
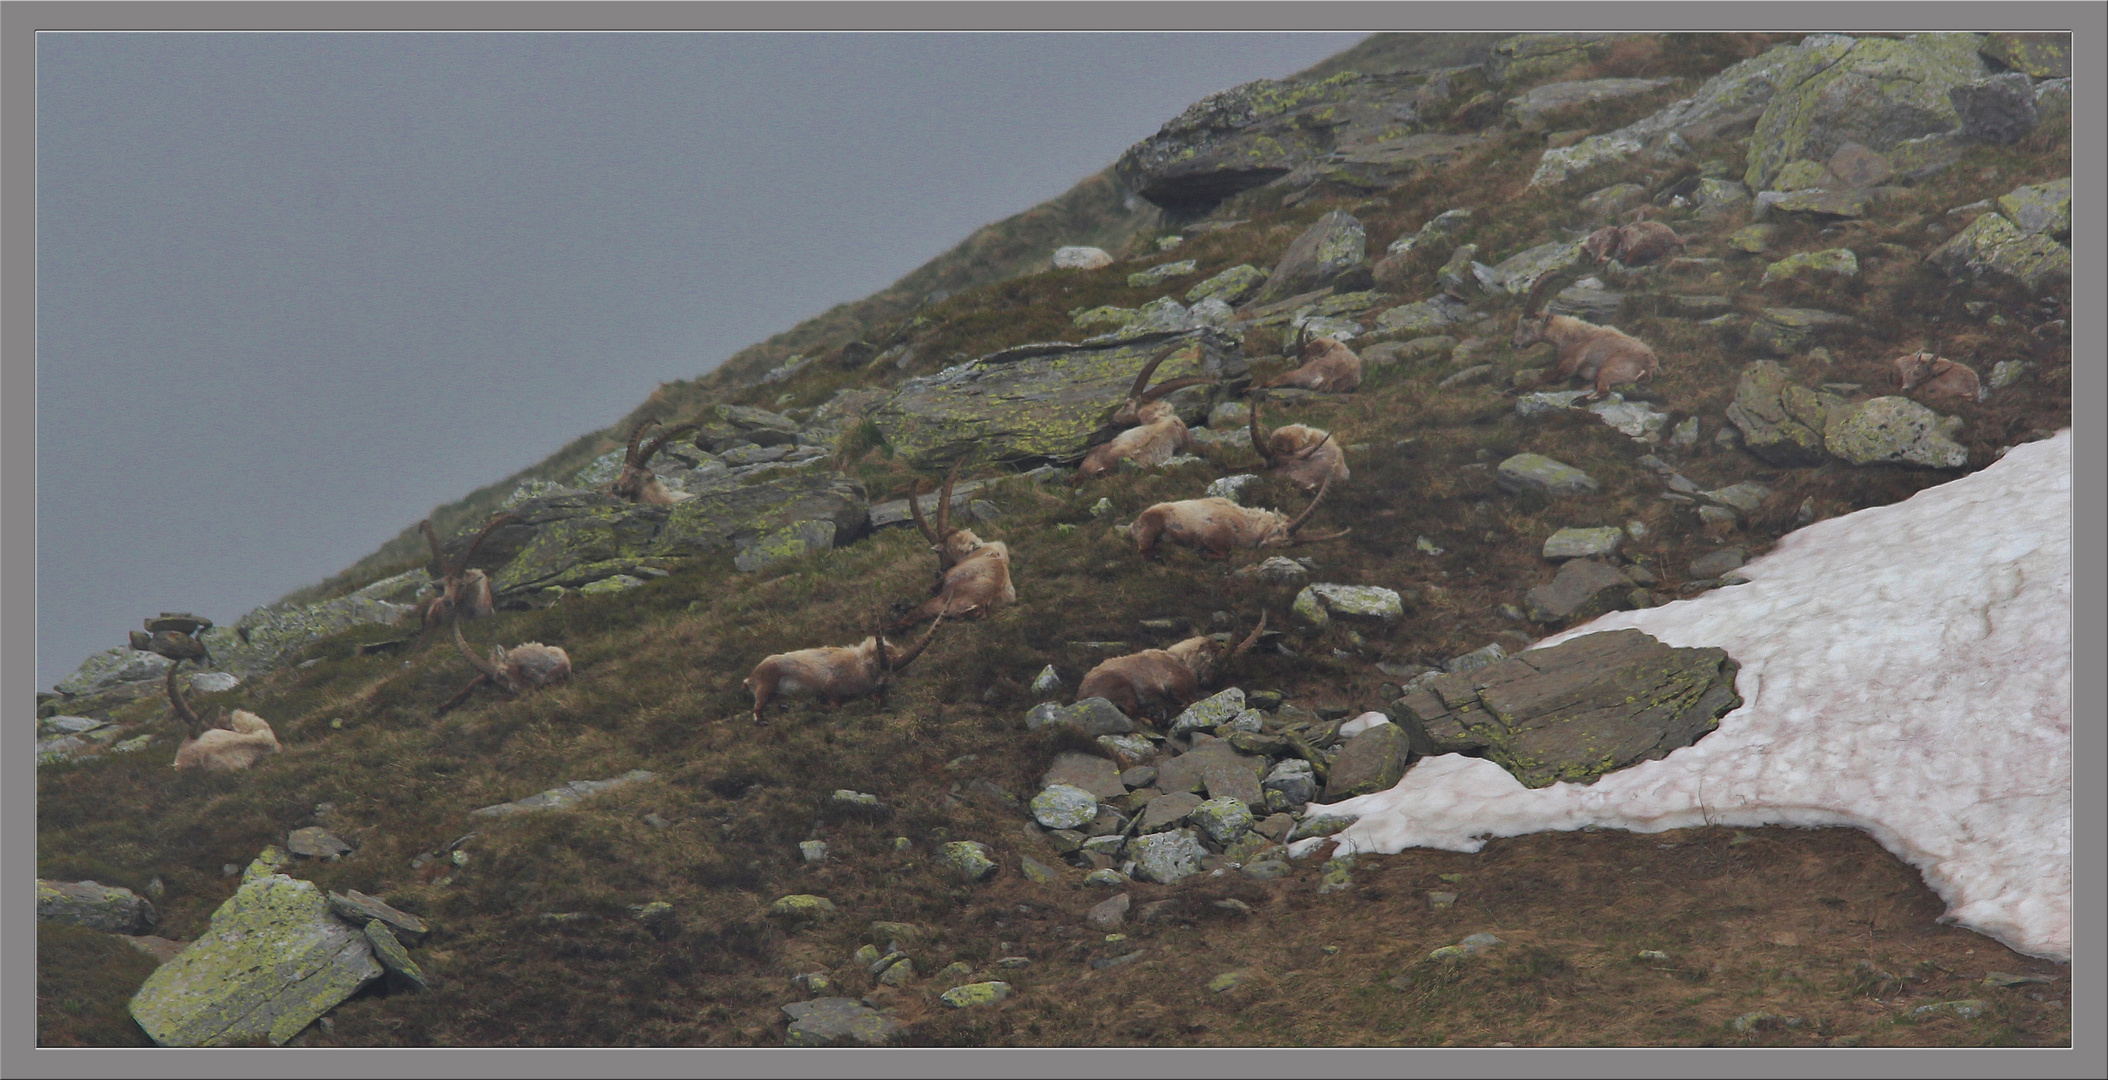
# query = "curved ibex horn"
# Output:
<box><xmin>164</xmin><ymin>658</ymin><xmax>205</xmax><ymax>738</ymax></box>
<box><xmin>623</xmin><ymin>418</ymin><xmax>661</xmax><ymax>467</ymax></box>
<box><xmin>1521</xmin><ymin>270</ymin><xmax>1565</xmax><ymax>316</ymax></box>
<box><xmin>636</xmin><ymin>421</ymin><xmax>701</xmax><ymax>468</ymax></box>
<box><xmin>933</xmin><ymin>459</ymin><xmax>962</xmax><ymax>542</ymax></box>
<box><xmin>1249</xmin><ymin>399</ymin><xmax>1277</xmax><ymax>468</ymax></box>
<box><xmin>1292</xmin><ymin>431</ymin><xmax>1336</xmax><ymax>460</ymax></box>
<box><xmin>1285</xmin><ymin>475</ymin><xmax>1334</xmax><ymax>535</ymax></box>
<box><xmin>450</xmin><ymin>512</ymin><xmax>519</xmax><ymax>577</ymax></box>
<box><xmin>450</xmin><ymin>610</ymin><xmax>514</xmax><ymax>694</ymax></box>
<box><xmin>1126</xmin><ymin>343</ymin><xmax>1184</xmax><ymax>403</ymax></box>
<box><xmin>887</xmin><ymin>612</ymin><xmax>945</xmax><ymax>674</ymax></box>
<box><xmin>420</xmin><ymin>520</ymin><xmax>446</xmax><ymax>562</ymax></box>
<box><xmin>907</xmin><ymin>478</ymin><xmax>941</xmax><ymax>545</ymax></box>
<box><xmin>1230</xmin><ymin>610</ymin><xmax>1268</xmax><ymax>663</ymax></box>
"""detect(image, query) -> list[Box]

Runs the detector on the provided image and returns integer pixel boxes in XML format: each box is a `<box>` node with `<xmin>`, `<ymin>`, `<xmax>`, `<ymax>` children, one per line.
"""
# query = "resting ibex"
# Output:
<box><xmin>609</xmin><ymin>417</ymin><xmax>701</xmax><ymax>505</ymax></box>
<box><xmin>1509</xmin><ymin>274</ymin><xmax>1660</xmax><ymax>401</ymax></box>
<box><xmin>1076</xmin><ymin>613</ymin><xmax>1267</xmax><ymax>721</ymax></box>
<box><xmin>414</xmin><ymin>513</ymin><xmax>516</xmax><ymax>630</ymax></box>
<box><xmin>1249</xmin><ymin>400</ymin><xmax>1347</xmax><ymax>492</ymax></box>
<box><xmin>436</xmin><ymin>610</ymin><xmax>572</xmax><ymax>714</ymax></box>
<box><xmin>892</xmin><ymin>463</ymin><xmax>1015</xmax><ymax>628</ymax></box>
<box><xmin>743</xmin><ymin>613</ymin><xmax>945</xmax><ymax>724</ymax></box>
<box><xmin>1580</xmin><ymin>208</ymin><xmax>1685</xmax><ymax>268</ymax></box>
<box><xmin>165</xmin><ymin>659</ymin><xmax>281</xmax><ymax>771</ymax></box>
<box><xmin>1075</xmin><ymin>343</ymin><xmax>1214</xmax><ymax>480</ymax></box>
<box><xmin>1127</xmin><ymin>475</ymin><xmax>1348</xmax><ymax>559</ymax></box>
<box><xmin>1891</xmin><ymin>351</ymin><xmax>1985</xmax><ymax>403</ymax></box>
<box><xmin>1258</xmin><ymin>325</ymin><xmax>1363</xmax><ymax>393</ymax></box>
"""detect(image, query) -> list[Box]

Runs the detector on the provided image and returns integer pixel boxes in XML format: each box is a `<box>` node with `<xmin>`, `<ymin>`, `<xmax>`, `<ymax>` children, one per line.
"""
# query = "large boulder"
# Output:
<box><xmin>1523</xmin><ymin>559</ymin><xmax>1635</xmax><ymax>624</ymax></box>
<box><xmin>129</xmin><ymin>873</ymin><xmax>382</xmax><ymax>1047</ymax></box>
<box><xmin>1744</xmin><ymin>33</ymin><xmax>1989</xmax><ymax>191</ymax></box>
<box><xmin>1473</xmin><ymin>240</ymin><xmax>1583</xmax><ymax>297</ymax></box>
<box><xmin>1949</xmin><ymin>72</ymin><xmax>2039</xmax><ymax>144</ymax></box>
<box><xmin>1825</xmin><ymin>397</ymin><xmax>1970</xmax><ymax>469</ymax></box>
<box><xmin>1249</xmin><ymin>212</ymin><xmax>1367</xmax><ymax>306</ymax></box>
<box><xmin>867</xmin><ymin>329</ymin><xmax>1243</xmax><ymax>468</ymax></box>
<box><xmin>783</xmin><ymin>998</ymin><xmax>903</xmax><ymax>1047</ymax></box>
<box><xmin>1929</xmin><ymin>185</ymin><xmax>2073</xmax><ymax>292</ymax></box>
<box><xmin>1725</xmin><ymin>360</ymin><xmax>1841</xmax><ymax>466</ymax></box>
<box><xmin>1389</xmin><ymin>628</ymin><xmax>1740</xmax><ymax>788</ymax></box>
<box><xmin>37</xmin><ymin>880</ymin><xmax>157</xmax><ymax>934</ymax></box>
<box><xmin>1321</xmin><ymin>722</ymin><xmax>1413</xmax><ymax>801</ymax></box>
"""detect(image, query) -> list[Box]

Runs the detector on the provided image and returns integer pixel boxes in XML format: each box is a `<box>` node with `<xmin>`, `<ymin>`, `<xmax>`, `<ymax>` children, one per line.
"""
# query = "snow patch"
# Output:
<box><xmin>1323</xmin><ymin>431</ymin><xmax>2072</xmax><ymax>959</ymax></box>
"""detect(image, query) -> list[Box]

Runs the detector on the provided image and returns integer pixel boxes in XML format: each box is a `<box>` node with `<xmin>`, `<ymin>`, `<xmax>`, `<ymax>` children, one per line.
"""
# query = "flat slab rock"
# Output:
<box><xmin>1391</xmin><ymin>628</ymin><xmax>1740</xmax><ymax>788</ymax></box>
<box><xmin>472</xmin><ymin>769</ymin><xmax>656</xmax><ymax>817</ymax></box>
<box><xmin>783</xmin><ymin>997</ymin><xmax>904</xmax><ymax>1047</ymax></box>
<box><xmin>1040</xmin><ymin>752</ymin><xmax>1127</xmax><ymax>800</ymax></box>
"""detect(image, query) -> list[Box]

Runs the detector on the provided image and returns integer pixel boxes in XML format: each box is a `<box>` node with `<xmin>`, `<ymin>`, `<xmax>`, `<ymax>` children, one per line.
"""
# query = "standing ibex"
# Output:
<box><xmin>414</xmin><ymin>513</ymin><xmax>517</xmax><ymax>630</ymax></box>
<box><xmin>1258</xmin><ymin>326</ymin><xmax>1363</xmax><ymax>393</ymax></box>
<box><xmin>436</xmin><ymin>610</ymin><xmax>572</xmax><ymax>714</ymax></box>
<box><xmin>1127</xmin><ymin>476</ymin><xmax>1349</xmax><ymax>559</ymax></box>
<box><xmin>1509</xmin><ymin>274</ymin><xmax>1661</xmax><ymax>401</ymax></box>
<box><xmin>165</xmin><ymin>659</ymin><xmax>281</xmax><ymax>771</ymax></box>
<box><xmin>743</xmin><ymin>613</ymin><xmax>945</xmax><ymax>724</ymax></box>
<box><xmin>1579</xmin><ymin>208</ymin><xmax>1685</xmax><ymax>268</ymax></box>
<box><xmin>1077</xmin><ymin>613</ymin><xmax>1267</xmax><ymax>721</ymax></box>
<box><xmin>609</xmin><ymin>417</ymin><xmax>702</xmax><ymax>505</ymax></box>
<box><xmin>892</xmin><ymin>463</ymin><xmax>1015</xmax><ymax>628</ymax></box>
<box><xmin>1075</xmin><ymin>343</ymin><xmax>1214</xmax><ymax>480</ymax></box>
<box><xmin>1248</xmin><ymin>400</ymin><xmax>1348</xmax><ymax>492</ymax></box>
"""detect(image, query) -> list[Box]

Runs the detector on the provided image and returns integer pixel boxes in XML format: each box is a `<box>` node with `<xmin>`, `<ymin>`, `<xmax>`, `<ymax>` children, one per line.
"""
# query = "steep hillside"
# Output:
<box><xmin>38</xmin><ymin>31</ymin><xmax>2073</xmax><ymax>1050</ymax></box>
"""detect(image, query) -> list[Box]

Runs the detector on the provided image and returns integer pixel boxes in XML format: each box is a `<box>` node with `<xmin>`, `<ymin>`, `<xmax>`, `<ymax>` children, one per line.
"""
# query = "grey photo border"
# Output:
<box><xmin>3</xmin><ymin>2</ymin><xmax>2099</xmax><ymax>1077</ymax></box>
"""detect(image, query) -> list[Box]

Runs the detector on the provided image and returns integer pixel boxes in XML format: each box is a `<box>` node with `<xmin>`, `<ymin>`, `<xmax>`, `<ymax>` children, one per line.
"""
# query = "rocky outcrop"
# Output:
<box><xmin>1727</xmin><ymin>361</ymin><xmax>1968</xmax><ymax>470</ymax></box>
<box><xmin>783</xmin><ymin>997</ymin><xmax>903</xmax><ymax>1047</ymax></box>
<box><xmin>1744</xmin><ymin>34</ymin><xmax>1987</xmax><ymax>190</ymax></box>
<box><xmin>1389</xmin><ymin>628</ymin><xmax>1740</xmax><ymax>788</ymax></box>
<box><xmin>1249</xmin><ymin>212</ymin><xmax>1367</xmax><ymax>306</ymax></box>
<box><xmin>1504</xmin><ymin>77</ymin><xmax>1676</xmax><ymax>130</ymax></box>
<box><xmin>868</xmin><ymin>329</ymin><xmax>1244</xmax><ymax>468</ymax></box>
<box><xmin>1930</xmin><ymin>178</ymin><xmax>2072</xmax><ymax>292</ymax></box>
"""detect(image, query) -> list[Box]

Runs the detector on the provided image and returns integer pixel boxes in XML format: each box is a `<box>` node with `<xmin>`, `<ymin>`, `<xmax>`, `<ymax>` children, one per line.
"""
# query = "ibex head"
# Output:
<box><xmin>909</xmin><ymin>460</ymin><xmax>989</xmax><ymax>570</ymax></box>
<box><xmin>1110</xmin><ymin>342</ymin><xmax>1212</xmax><ymax>427</ymax></box>
<box><xmin>1248</xmin><ymin>399</ymin><xmax>1335</xmax><ymax>471</ymax></box>
<box><xmin>1172</xmin><ymin>611</ymin><xmax>1269</xmax><ymax>686</ymax></box>
<box><xmin>610</xmin><ymin>417</ymin><xmax>701</xmax><ymax>504</ymax></box>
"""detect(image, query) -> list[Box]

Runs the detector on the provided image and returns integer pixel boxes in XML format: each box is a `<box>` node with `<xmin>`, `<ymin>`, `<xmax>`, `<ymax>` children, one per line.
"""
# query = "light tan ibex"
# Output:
<box><xmin>743</xmin><ymin>613</ymin><xmax>945</xmax><ymax>725</ymax></box>
<box><xmin>1258</xmin><ymin>324</ymin><xmax>1363</xmax><ymax>393</ymax></box>
<box><xmin>1890</xmin><ymin>350</ymin><xmax>1985</xmax><ymax>403</ymax></box>
<box><xmin>165</xmin><ymin>658</ymin><xmax>281</xmax><ymax>771</ymax></box>
<box><xmin>609</xmin><ymin>417</ymin><xmax>702</xmax><ymax>505</ymax></box>
<box><xmin>1508</xmin><ymin>273</ymin><xmax>1660</xmax><ymax>401</ymax></box>
<box><xmin>414</xmin><ymin>513</ymin><xmax>517</xmax><ymax>630</ymax></box>
<box><xmin>1075</xmin><ymin>343</ymin><xmax>1215</xmax><ymax>480</ymax></box>
<box><xmin>436</xmin><ymin>610</ymin><xmax>572</xmax><ymax>714</ymax></box>
<box><xmin>1126</xmin><ymin>475</ymin><xmax>1349</xmax><ymax>559</ymax></box>
<box><xmin>1248</xmin><ymin>399</ymin><xmax>1348</xmax><ymax>492</ymax></box>
<box><xmin>892</xmin><ymin>462</ymin><xmax>1015</xmax><ymax>628</ymax></box>
<box><xmin>1579</xmin><ymin>207</ymin><xmax>1685</xmax><ymax>268</ymax></box>
<box><xmin>1077</xmin><ymin>612</ymin><xmax>1268</xmax><ymax>721</ymax></box>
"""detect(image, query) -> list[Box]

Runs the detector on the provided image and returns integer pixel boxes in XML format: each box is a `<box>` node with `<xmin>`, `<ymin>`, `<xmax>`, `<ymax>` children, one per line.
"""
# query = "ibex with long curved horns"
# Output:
<box><xmin>743</xmin><ymin>613</ymin><xmax>945</xmax><ymax>725</ymax></box>
<box><xmin>1508</xmin><ymin>272</ymin><xmax>1660</xmax><ymax>401</ymax></box>
<box><xmin>165</xmin><ymin>658</ymin><xmax>281</xmax><ymax>771</ymax></box>
<box><xmin>1257</xmin><ymin>324</ymin><xmax>1363</xmax><ymax>393</ymax></box>
<box><xmin>609</xmin><ymin>417</ymin><xmax>702</xmax><ymax>505</ymax></box>
<box><xmin>1248</xmin><ymin>400</ymin><xmax>1348</xmax><ymax>492</ymax></box>
<box><xmin>414</xmin><ymin>513</ymin><xmax>517</xmax><ymax>630</ymax></box>
<box><xmin>1077</xmin><ymin>613</ymin><xmax>1267</xmax><ymax>721</ymax></box>
<box><xmin>1075</xmin><ymin>343</ymin><xmax>1215</xmax><ymax>480</ymax></box>
<box><xmin>892</xmin><ymin>462</ymin><xmax>1014</xmax><ymax>628</ymax></box>
<box><xmin>1126</xmin><ymin>475</ymin><xmax>1349</xmax><ymax>559</ymax></box>
<box><xmin>435</xmin><ymin>610</ymin><xmax>572</xmax><ymax>714</ymax></box>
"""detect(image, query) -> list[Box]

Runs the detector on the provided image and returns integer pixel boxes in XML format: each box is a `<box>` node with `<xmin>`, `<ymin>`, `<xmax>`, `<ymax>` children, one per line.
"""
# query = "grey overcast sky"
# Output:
<box><xmin>36</xmin><ymin>31</ymin><xmax>1368</xmax><ymax>688</ymax></box>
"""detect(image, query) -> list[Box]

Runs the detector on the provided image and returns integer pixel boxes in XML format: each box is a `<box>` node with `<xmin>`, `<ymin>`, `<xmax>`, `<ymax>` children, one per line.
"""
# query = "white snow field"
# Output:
<box><xmin>1307</xmin><ymin>430</ymin><xmax>2073</xmax><ymax>960</ymax></box>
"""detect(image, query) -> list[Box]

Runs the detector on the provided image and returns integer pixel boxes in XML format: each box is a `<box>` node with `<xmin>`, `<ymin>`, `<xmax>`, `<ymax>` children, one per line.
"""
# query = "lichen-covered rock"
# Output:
<box><xmin>129</xmin><ymin>874</ymin><xmax>381</xmax><ymax>1047</ymax></box>
<box><xmin>1824</xmin><ymin>397</ymin><xmax>1970</xmax><ymax>469</ymax></box>
<box><xmin>1546</xmin><ymin>279</ymin><xmax>1623</xmax><ymax>322</ymax></box>
<box><xmin>1391</xmin><ymin>628</ymin><xmax>1739</xmax><ymax>788</ymax></box>
<box><xmin>1029</xmin><ymin>784</ymin><xmax>1100</xmax><ymax>830</ymax></box>
<box><xmin>1496</xmin><ymin>453</ymin><xmax>1598</xmax><ymax>497</ymax></box>
<box><xmin>1023</xmin><ymin>697</ymin><xmax>1135</xmax><ymax>736</ymax></box>
<box><xmin>471</xmin><ymin>770</ymin><xmax>656</xmax><ymax>817</ymax></box>
<box><xmin>1950</xmin><ymin>72</ymin><xmax>2039</xmax><ymax>144</ymax></box>
<box><xmin>362</xmin><ymin>921</ymin><xmax>430</xmax><ymax>991</ymax></box>
<box><xmin>1542</xmin><ymin>527</ymin><xmax>1623</xmax><ymax>561</ymax></box>
<box><xmin>1523</xmin><ymin>559</ymin><xmax>1634</xmax><ymax>624</ymax></box>
<box><xmin>1487</xmin><ymin>33</ymin><xmax>1646</xmax><ymax>86</ymax></box>
<box><xmin>1073</xmin><ymin>304</ymin><xmax>1139</xmax><ymax>330</ymax></box>
<box><xmin>783</xmin><ymin>997</ymin><xmax>903</xmax><ymax>1046</ymax></box>
<box><xmin>1744</xmin><ymin>34</ymin><xmax>1988</xmax><ymax>191</ymax></box>
<box><xmin>38</xmin><ymin>880</ymin><xmax>156</xmax><ymax>934</ymax></box>
<box><xmin>1505</xmin><ymin>77</ymin><xmax>1676</xmax><ymax>130</ymax></box>
<box><xmin>1771</xmin><ymin>159</ymin><xmax>1834</xmax><ymax>191</ymax></box>
<box><xmin>1728</xmin><ymin>223</ymin><xmax>1776</xmax><ymax>253</ymax></box>
<box><xmin>1129</xmin><ymin>260</ymin><xmax>1198</xmax><ymax>288</ymax></box>
<box><xmin>1189</xmin><ymin>796</ymin><xmax>1256</xmax><ymax>844</ymax></box>
<box><xmin>1997</xmin><ymin>178</ymin><xmax>2071</xmax><ymax>240</ymax></box>
<box><xmin>1977</xmin><ymin>32</ymin><xmax>2070</xmax><ymax>78</ymax></box>
<box><xmin>1745</xmin><ymin>308</ymin><xmax>1858</xmax><ymax>360</ymax></box>
<box><xmin>1321</xmin><ymin>722</ymin><xmax>1412</xmax><ymax>801</ymax></box>
<box><xmin>1694</xmin><ymin>178</ymin><xmax>1751</xmax><ymax>215</ymax></box>
<box><xmin>1761</xmin><ymin>247</ymin><xmax>1859</xmax><ymax>286</ymax></box>
<box><xmin>1128</xmin><ymin>828</ymin><xmax>1208</xmax><ymax>884</ymax></box>
<box><xmin>1752</xmin><ymin>187</ymin><xmax>1875</xmax><ymax>221</ymax></box>
<box><xmin>1263</xmin><ymin>759</ymin><xmax>1318</xmax><ymax>807</ymax></box>
<box><xmin>1578</xmin><ymin>182</ymin><xmax>1648</xmax><ymax>220</ymax></box>
<box><xmin>1374</xmin><ymin>295</ymin><xmax>1470</xmax><ymax>336</ymax></box>
<box><xmin>1184</xmin><ymin>264</ymin><xmax>1267</xmax><ymax>306</ymax></box>
<box><xmin>940</xmin><ymin>981</ymin><xmax>1013</xmax><ymax>1008</ymax></box>
<box><xmin>1301</xmin><ymin>132</ymin><xmax>1482</xmax><ymax>195</ymax></box>
<box><xmin>1139</xmin><ymin>791</ymin><xmax>1204</xmax><ymax>833</ymax></box>
<box><xmin>53</xmin><ymin>647</ymin><xmax>172</xmax><ymax>696</ymax></box>
<box><xmin>326</xmin><ymin>890</ymin><xmax>428</xmax><ymax>944</ymax></box>
<box><xmin>1251</xmin><ymin>211</ymin><xmax>1366</xmax><ymax>306</ymax></box>
<box><xmin>1474</xmin><ymin>240</ymin><xmax>1583</xmax><ymax>296</ymax></box>
<box><xmin>1054</xmin><ymin>246</ymin><xmax>1113</xmax><ymax>271</ymax></box>
<box><xmin>1291</xmin><ymin>583</ymin><xmax>1404</xmax><ymax>630</ymax></box>
<box><xmin>767</xmin><ymin>894</ymin><xmax>839</xmax><ymax>926</ymax></box>
<box><xmin>869</xmin><ymin>329</ymin><xmax>1241</xmax><ymax>468</ymax></box>
<box><xmin>937</xmin><ymin>841</ymin><xmax>999</xmax><ymax>883</ymax></box>
<box><xmin>285</xmin><ymin>827</ymin><xmax>351</xmax><ymax>858</ymax></box>
<box><xmin>1929</xmin><ymin>205</ymin><xmax>2072</xmax><ymax>292</ymax></box>
<box><xmin>1168</xmin><ymin>688</ymin><xmax>1247</xmax><ymax>736</ymax></box>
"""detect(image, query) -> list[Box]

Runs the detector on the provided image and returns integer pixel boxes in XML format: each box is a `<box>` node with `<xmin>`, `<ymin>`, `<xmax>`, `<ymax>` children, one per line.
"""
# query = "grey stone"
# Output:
<box><xmin>1930</xmin><ymin>202</ymin><xmax>2071</xmax><ymax>292</ymax></box>
<box><xmin>1189</xmin><ymin>797</ymin><xmax>1256</xmax><ymax>844</ymax></box>
<box><xmin>1391</xmin><ymin>628</ymin><xmax>1740</xmax><ymax>788</ymax></box>
<box><xmin>1129</xmin><ymin>260</ymin><xmax>1198</xmax><ymax>288</ymax></box>
<box><xmin>1168</xmin><ymin>688</ymin><xmax>1247</xmax><ymax>737</ymax></box>
<box><xmin>187</xmin><ymin>671</ymin><xmax>241</xmax><ymax>694</ymax></box>
<box><xmin>1744</xmin><ymin>34</ymin><xmax>1989</xmax><ymax>191</ymax></box>
<box><xmin>1098</xmin><ymin>734</ymin><xmax>1155</xmax><ymax>764</ymax></box>
<box><xmin>1543</xmin><ymin>527</ymin><xmax>1623</xmax><ymax>561</ymax></box>
<box><xmin>1139</xmin><ymin>791</ymin><xmax>1204</xmax><ymax>833</ymax></box>
<box><xmin>129</xmin><ymin>874</ymin><xmax>381</xmax><ymax>1047</ymax></box>
<box><xmin>1978</xmin><ymin>32</ymin><xmax>2070</xmax><ymax>78</ymax></box>
<box><xmin>1523</xmin><ymin>559</ymin><xmax>1633</xmax><ymax>623</ymax></box>
<box><xmin>1321</xmin><ymin>723</ymin><xmax>1413</xmax><ymax>801</ymax></box>
<box><xmin>937</xmin><ymin>841</ymin><xmax>999</xmax><ymax>882</ymax></box>
<box><xmin>1029</xmin><ymin>784</ymin><xmax>1100</xmax><ymax>830</ymax></box>
<box><xmin>783</xmin><ymin>997</ymin><xmax>904</xmax><ymax>1047</ymax></box>
<box><xmin>327</xmin><ymin>890</ymin><xmax>428</xmax><ymax>943</ymax></box>
<box><xmin>1752</xmin><ymin>187</ymin><xmax>1875</xmax><ymax>221</ymax></box>
<box><xmin>1253</xmin><ymin>556</ymin><xmax>1309</xmax><ymax>585</ymax></box>
<box><xmin>1824</xmin><ymin>397</ymin><xmax>1969</xmax><ymax>469</ymax></box>
<box><xmin>1252</xmin><ymin>212</ymin><xmax>1367</xmax><ymax>305</ymax></box>
<box><xmin>1154</xmin><ymin>741</ymin><xmax>1268</xmax><ymax>796</ymax></box>
<box><xmin>1202</xmin><ymin>763</ymin><xmax>1266</xmax><ymax>812</ymax></box>
<box><xmin>472</xmin><ymin>770</ymin><xmax>656</xmax><ymax>817</ymax></box>
<box><xmin>37</xmin><ymin>880</ymin><xmax>156</xmax><ymax>934</ymax></box>
<box><xmin>1579</xmin><ymin>182</ymin><xmax>1649</xmax><ymax>220</ymax></box>
<box><xmin>1040</xmin><ymin>751</ymin><xmax>1128</xmax><ymax>800</ymax></box>
<box><xmin>362</xmin><ymin>921</ymin><xmax>430</xmax><ymax>991</ymax></box>
<box><xmin>40</xmin><ymin>715</ymin><xmax>105</xmax><ymax>736</ymax></box>
<box><xmin>1085</xmin><ymin>893</ymin><xmax>1130</xmax><ymax>931</ymax></box>
<box><xmin>1997</xmin><ymin>178</ymin><xmax>2070</xmax><ymax>240</ymax></box>
<box><xmin>1726</xmin><ymin>360</ymin><xmax>1842</xmax><ymax>465</ymax></box>
<box><xmin>1988</xmin><ymin>360</ymin><xmax>2028</xmax><ymax>390</ymax></box>
<box><xmin>1950</xmin><ymin>72</ymin><xmax>2038</xmax><ymax>144</ymax></box>
<box><xmin>1476</xmin><ymin>240</ymin><xmax>1584</xmax><ymax>296</ymax></box>
<box><xmin>1761</xmin><ymin>248</ymin><xmax>1859</xmax><ymax>286</ymax></box>
<box><xmin>1024</xmin><ymin>698</ymin><xmax>1135</xmax><ymax>737</ymax></box>
<box><xmin>286</xmin><ymin>827</ymin><xmax>351</xmax><ymax>858</ymax></box>
<box><xmin>1375</xmin><ymin>295</ymin><xmax>1470</xmax><ymax>336</ymax></box>
<box><xmin>1496</xmin><ymin>453</ymin><xmax>1599</xmax><ymax>497</ymax></box>
<box><xmin>1129</xmin><ymin>829</ymin><xmax>1209</xmax><ymax>885</ymax></box>
<box><xmin>1054</xmin><ymin>246</ymin><xmax>1113</xmax><ymax>271</ymax></box>
<box><xmin>1186</xmin><ymin>264</ymin><xmax>1267</xmax><ymax>306</ymax></box>
<box><xmin>1290</xmin><ymin>583</ymin><xmax>1404</xmax><ymax>630</ymax></box>
<box><xmin>1546</xmin><ymin>280</ymin><xmax>1623</xmax><ymax>322</ymax></box>
<box><xmin>868</xmin><ymin>479</ymin><xmax>990</xmax><ymax>529</ymax></box>
<box><xmin>1688</xmin><ymin>548</ymin><xmax>1746</xmax><ymax>578</ymax></box>
<box><xmin>1121</xmin><ymin>765</ymin><xmax>1158</xmax><ymax>789</ymax></box>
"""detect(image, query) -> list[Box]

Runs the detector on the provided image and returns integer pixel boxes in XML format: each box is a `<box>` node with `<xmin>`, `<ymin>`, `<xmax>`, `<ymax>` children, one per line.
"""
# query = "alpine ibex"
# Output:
<box><xmin>165</xmin><ymin>659</ymin><xmax>281</xmax><ymax>771</ymax></box>
<box><xmin>743</xmin><ymin>613</ymin><xmax>945</xmax><ymax>724</ymax></box>
<box><xmin>1127</xmin><ymin>475</ymin><xmax>1349</xmax><ymax>559</ymax></box>
<box><xmin>1890</xmin><ymin>350</ymin><xmax>1985</xmax><ymax>402</ymax></box>
<box><xmin>1076</xmin><ymin>613</ymin><xmax>1267</xmax><ymax>721</ymax></box>
<box><xmin>609</xmin><ymin>417</ymin><xmax>701</xmax><ymax>505</ymax></box>
<box><xmin>1580</xmin><ymin>208</ymin><xmax>1685</xmax><ymax>268</ymax></box>
<box><xmin>1509</xmin><ymin>274</ymin><xmax>1660</xmax><ymax>401</ymax></box>
<box><xmin>414</xmin><ymin>513</ymin><xmax>516</xmax><ymax>630</ymax></box>
<box><xmin>436</xmin><ymin>610</ymin><xmax>572</xmax><ymax>714</ymax></box>
<box><xmin>1258</xmin><ymin>325</ymin><xmax>1363</xmax><ymax>393</ymax></box>
<box><xmin>1249</xmin><ymin>400</ymin><xmax>1348</xmax><ymax>492</ymax></box>
<box><xmin>892</xmin><ymin>463</ymin><xmax>1015</xmax><ymax>628</ymax></box>
<box><xmin>1075</xmin><ymin>343</ymin><xmax>1214</xmax><ymax>480</ymax></box>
